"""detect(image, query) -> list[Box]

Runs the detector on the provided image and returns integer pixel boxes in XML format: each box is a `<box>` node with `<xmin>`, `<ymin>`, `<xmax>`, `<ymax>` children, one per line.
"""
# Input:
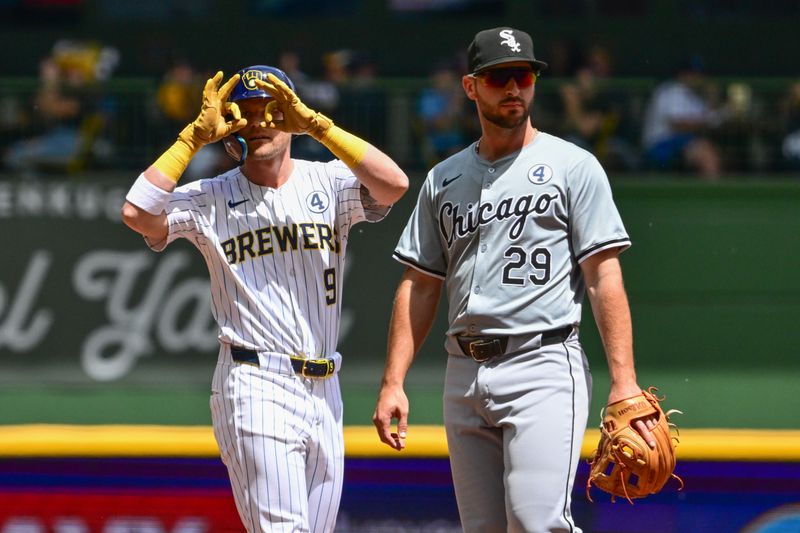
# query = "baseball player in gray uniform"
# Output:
<box><xmin>373</xmin><ymin>28</ymin><xmax>657</xmax><ymax>532</ymax></box>
<box><xmin>121</xmin><ymin>65</ymin><xmax>408</xmax><ymax>532</ymax></box>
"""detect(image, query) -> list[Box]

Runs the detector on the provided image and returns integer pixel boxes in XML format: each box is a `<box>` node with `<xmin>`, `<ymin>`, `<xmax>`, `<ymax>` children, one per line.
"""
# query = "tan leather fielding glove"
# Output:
<box><xmin>586</xmin><ymin>387</ymin><xmax>683</xmax><ymax>503</ymax></box>
<box><xmin>154</xmin><ymin>71</ymin><xmax>247</xmax><ymax>182</ymax></box>
<box><xmin>254</xmin><ymin>73</ymin><xmax>368</xmax><ymax>168</ymax></box>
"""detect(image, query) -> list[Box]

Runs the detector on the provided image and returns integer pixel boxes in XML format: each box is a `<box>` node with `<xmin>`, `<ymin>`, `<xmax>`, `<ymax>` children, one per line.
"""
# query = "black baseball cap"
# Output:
<box><xmin>468</xmin><ymin>27</ymin><xmax>548</xmax><ymax>74</ymax></box>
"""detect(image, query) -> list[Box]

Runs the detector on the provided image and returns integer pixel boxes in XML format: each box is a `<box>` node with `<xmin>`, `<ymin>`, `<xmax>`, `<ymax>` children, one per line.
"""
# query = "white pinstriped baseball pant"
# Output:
<box><xmin>210</xmin><ymin>347</ymin><xmax>344</xmax><ymax>532</ymax></box>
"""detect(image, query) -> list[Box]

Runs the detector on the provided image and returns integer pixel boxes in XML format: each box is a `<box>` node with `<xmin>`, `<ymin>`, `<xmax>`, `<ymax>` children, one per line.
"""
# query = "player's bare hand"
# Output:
<box><xmin>182</xmin><ymin>71</ymin><xmax>247</xmax><ymax>147</ymax></box>
<box><xmin>372</xmin><ymin>385</ymin><xmax>409</xmax><ymax>451</ymax></box>
<box><xmin>254</xmin><ymin>74</ymin><xmax>331</xmax><ymax>137</ymax></box>
<box><xmin>632</xmin><ymin>416</ymin><xmax>657</xmax><ymax>449</ymax></box>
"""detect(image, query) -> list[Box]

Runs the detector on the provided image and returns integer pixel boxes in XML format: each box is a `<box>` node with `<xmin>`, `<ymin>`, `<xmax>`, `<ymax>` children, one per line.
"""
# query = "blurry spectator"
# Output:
<box><xmin>416</xmin><ymin>59</ymin><xmax>466</xmax><ymax>167</ymax></box>
<box><xmin>558</xmin><ymin>47</ymin><xmax>640</xmax><ymax>171</ymax></box>
<box><xmin>641</xmin><ymin>56</ymin><xmax>724</xmax><ymax>179</ymax></box>
<box><xmin>156</xmin><ymin>60</ymin><xmax>201</xmax><ymax>125</ymax></box>
<box><xmin>278</xmin><ymin>50</ymin><xmax>309</xmax><ymax>84</ymax></box>
<box><xmin>714</xmin><ymin>80</ymin><xmax>769</xmax><ymax>172</ymax></box>
<box><xmin>780</xmin><ymin>80</ymin><xmax>800</xmax><ymax>171</ymax></box>
<box><xmin>350</xmin><ymin>51</ymin><xmax>378</xmax><ymax>88</ymax></box>
<box><xmin>277</xmin><ymin>49</ymin><xmax>339</xmax><ymax>114</ymax></box>
<box><xmin>545</xmin><ymin>38</ymin><xmax>582</xmax><ymax>78</ymax></box>
<box><xmin>3</xmin><ymin>40</ymin><xmax>119</xmax><ymax>176</ymax></box>
<box><xmin>322</xmin><ymin>49</ymin><xmax>353</xmax><ymax>85</ymax></box>
<box><xmin>0</xmin><ymin>93</ymin><xmax>33</xmax><ymax>158</ymax></box>
<box><xmin>583</xmin><ymin>44</ymin><xmax>614</xmax><ymax>78</ymax></box>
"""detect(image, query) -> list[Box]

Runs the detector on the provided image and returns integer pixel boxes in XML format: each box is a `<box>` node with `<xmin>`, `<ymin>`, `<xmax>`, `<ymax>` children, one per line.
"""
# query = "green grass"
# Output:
<box><xmin>1</xmin><ymin>365</ymin><xmax>797</xmax><ymax>429</ymax></box>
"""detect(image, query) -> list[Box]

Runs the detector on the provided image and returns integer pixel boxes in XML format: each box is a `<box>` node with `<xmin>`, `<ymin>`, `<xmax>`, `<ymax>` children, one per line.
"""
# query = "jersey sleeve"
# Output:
<box><xmin>330</xmin><ymin>160</ymin><xmax>391</xmax><ymax>228</ymax></box>
<box><xmin>567</xmin><ymin>155</ymin><xmax>631</xmax><ymax>263</ymax></box>
<box><xmin>144</xmin><ymin>180</ymin><xmax>208</xmax><ymax>252</ymax></box>
<box><xmin>392</xmin><ymin>172</ymin><xmax>447</xmax><ymax>279</ymax></box>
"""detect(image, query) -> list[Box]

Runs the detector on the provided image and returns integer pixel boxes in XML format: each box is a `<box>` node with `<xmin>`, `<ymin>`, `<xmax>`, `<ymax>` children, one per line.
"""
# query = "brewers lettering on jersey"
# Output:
<box><xmin>161</xmin><ymin>161</ymin><xmax>369</xmax><ymax>357</ymax></box>
<box><xmin>122</xmin><ymin>65</ymin><xmax>408</xmax><ymax>532</ymax></box>
<box><xmin>374</xmin><ymin>27</ymin><xmax>655</xmax><ymax>533</ymax></box>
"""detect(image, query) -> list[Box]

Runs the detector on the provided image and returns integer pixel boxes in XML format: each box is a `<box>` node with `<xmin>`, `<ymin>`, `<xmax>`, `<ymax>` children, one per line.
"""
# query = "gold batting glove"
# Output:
<box><xmin>254</xmin><ymin>74</ymin><xmax>330</xmax><ymax>136</ymax></box>
<box><xmin>254</xmin><ymin>73</ymin><xmax>368</xmax><ymax>168</ymax></box>
<box><xmin>154</xmin><ymin>71</ymin><xmax>247</xmax><ymax>182</ymax></box>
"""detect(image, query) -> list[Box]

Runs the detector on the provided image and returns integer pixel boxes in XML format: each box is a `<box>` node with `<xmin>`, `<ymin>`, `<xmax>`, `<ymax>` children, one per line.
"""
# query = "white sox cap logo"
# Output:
<box><xmin>499</xmin><ymin>29</ymin><xmax>522</xmax><ymax>52</ymax></box>
<box><xmin>468</xmin><ymin>27</ymin><xmax>547</xmax><ymax>74</ymax></box>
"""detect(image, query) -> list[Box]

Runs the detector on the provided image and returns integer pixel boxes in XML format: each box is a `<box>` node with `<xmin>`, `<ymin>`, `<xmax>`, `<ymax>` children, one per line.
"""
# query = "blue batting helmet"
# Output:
<box><xmin>223</xmin><ymin>65</ymin><xmax>296</xmax><ymax>165</ymax></box>
<box><xmin>229</xmin><ymin>65</ymin><xmax>295</xmax><ymax>102</ymax></box>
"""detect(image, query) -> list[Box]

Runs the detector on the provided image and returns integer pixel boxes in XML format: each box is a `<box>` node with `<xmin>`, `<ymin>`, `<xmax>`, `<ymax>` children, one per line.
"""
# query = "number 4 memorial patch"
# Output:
<box><xmin>307</xmin><ymin>191</ymin><xmax>330</xmax><ymax>213</ymax></box>
<box><xmin>528</xmin><ymin>164</ymin><xmax>553</xmax><ymax>185</ymax></box>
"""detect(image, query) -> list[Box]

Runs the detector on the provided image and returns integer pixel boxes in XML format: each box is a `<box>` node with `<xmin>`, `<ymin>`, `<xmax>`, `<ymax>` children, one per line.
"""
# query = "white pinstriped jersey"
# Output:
<box><xmin>147</xmin><ymin>159</ymin><xmax>388</xmax><ymax>358</ymax></box>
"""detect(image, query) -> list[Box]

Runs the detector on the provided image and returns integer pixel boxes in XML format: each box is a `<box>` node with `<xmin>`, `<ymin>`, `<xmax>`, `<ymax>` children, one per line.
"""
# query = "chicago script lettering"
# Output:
<box><xmin>439</xmin><ymin>193</ymin><xmax>558</xmax><ymax>247</ymax></box>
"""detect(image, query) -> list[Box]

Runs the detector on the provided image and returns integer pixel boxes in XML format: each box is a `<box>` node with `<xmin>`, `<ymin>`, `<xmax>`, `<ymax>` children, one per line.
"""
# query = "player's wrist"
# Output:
<box><xmin>313</xmin><ymin>119</ymin><xmax>369</xmax><ymax>168</ymax></box>
<box><xmin>607</xmin><ymin>381</ymin><xmax>643</xmax><ymax>405</ymax></box>
<box><xmin>178</xmin><ymin>123</ymin><xmax>208</xmax><ymax>151</ymax></box>
<box><xmin>379</xmin><ymin>375</ymin><xmax>406</xmax><ymax>389</ymax></box>
<box><xmin>307</xmin><ymin>112</ymin><xmax>333</xmax><ymax>140</ymax></box>
<box><xmin>153</xmin><ymin>124</ymin><xmax>203</xmax><ymax>183</ymax></box>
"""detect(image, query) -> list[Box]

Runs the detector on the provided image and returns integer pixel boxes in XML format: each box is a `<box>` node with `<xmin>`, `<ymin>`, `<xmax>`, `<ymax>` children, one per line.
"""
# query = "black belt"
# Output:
<box><xmin>455</xmin><ymin>325</ymin><xmax>574</xmax><ymax>363</ymax></box>
<box><xmin>230</xmin><ymin>347</ymin><xmax>335</xmax><ymax>378</ymax></box>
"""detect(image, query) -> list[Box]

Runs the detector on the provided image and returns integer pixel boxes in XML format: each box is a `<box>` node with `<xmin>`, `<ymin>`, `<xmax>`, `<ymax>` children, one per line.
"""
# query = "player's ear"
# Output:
<box><xmin>462</xmin><ymin>75</ymin><xmax>478</xmax><ymax>101</ymax></box>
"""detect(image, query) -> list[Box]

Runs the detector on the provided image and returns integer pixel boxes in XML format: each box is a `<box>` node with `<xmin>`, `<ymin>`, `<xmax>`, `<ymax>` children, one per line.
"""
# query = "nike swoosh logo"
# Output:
<box><xmin>442</xmin><ymin>173</ymin><xmax>463</xmax><ymax>187</ymax></box>
<box><xmin>228</xmin><ymin>198</ymin><xmax>249</xmax><ymax>208</ymax></box>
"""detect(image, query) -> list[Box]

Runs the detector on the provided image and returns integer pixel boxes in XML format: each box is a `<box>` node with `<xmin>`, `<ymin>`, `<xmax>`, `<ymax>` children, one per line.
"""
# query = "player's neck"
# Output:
<box><xmin>477</xmin><ymin>123</ymin><xmax>538</xmax><ymax>162</ymax></box>
<box><xmin>241</xmin><ymin>154</ymin><xmax>294</xmax><ymax>189</ymax></box>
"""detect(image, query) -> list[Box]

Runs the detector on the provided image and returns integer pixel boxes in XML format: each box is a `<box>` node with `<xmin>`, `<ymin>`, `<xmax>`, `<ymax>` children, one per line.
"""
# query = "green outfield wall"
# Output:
<box><xmin>0</xmin><ymin>176</ymin><xmax>797</xmax><ymax>428</ymax></box>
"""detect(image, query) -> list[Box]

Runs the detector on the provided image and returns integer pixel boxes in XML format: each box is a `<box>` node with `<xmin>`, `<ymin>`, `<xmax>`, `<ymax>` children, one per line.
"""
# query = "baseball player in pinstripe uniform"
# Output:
<box><xmin>373</xmin><ymin>28</ymin><xmax>657</xmax><ymax>532</ymax></box>
<box><xmin>122</xmin><ymin>65</ymin><xmax>408</xmax><ymax>532</ymax></box>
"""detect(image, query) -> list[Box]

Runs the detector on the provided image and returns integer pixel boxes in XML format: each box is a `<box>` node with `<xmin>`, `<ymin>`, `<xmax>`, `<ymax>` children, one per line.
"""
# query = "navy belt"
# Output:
<box><xmin>456</xmin><ymin>325</ymin><xmax>574</xmax><ymax>362</ymax></box>
<box><xmin>230</xmin><ymin>347</ymin><xmax>335</xmax><ymax>378</ymax></box>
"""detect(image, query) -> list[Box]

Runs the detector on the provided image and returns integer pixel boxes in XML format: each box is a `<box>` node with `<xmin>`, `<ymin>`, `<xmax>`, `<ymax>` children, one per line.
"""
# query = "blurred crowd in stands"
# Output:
<box><xmin>2</xmin><ymin>39</ymin><xmax>800</xmax><ymax>180</ymax></box>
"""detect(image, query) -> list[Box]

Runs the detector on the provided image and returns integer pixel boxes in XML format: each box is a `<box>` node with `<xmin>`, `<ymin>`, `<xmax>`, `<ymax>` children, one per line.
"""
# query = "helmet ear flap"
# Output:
<box><xmin>223</xmin><ymin>134</ymin><xmax>247</xmax><ymax>164</ymax></box>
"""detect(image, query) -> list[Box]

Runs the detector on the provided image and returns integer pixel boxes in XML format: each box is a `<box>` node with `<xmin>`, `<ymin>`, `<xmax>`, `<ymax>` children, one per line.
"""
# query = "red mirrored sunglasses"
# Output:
<box><xmin>475</xmin><ymin>67</ymin><xmax>537</xmax><ymax>88</ymax></box>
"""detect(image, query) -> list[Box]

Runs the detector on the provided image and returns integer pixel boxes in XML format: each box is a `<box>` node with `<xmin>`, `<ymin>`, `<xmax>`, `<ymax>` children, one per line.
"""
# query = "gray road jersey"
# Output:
<box><xmin>394</xmin><ymin>132</ymin><xmax>630</xmax><ymax>338</ymax></box>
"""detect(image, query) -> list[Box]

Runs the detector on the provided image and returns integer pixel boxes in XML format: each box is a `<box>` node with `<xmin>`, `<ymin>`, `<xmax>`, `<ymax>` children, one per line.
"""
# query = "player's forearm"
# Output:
<box><xmin>590</xmin><ymin>281</ymin><xmax>636</xmax><ymax>389</ymax></box>
<box><xmin>150</xmin><ymin>125</ymin><xmax>205</xmax><ymax>183</ymax></box>
<box><xmin>350</xmin><ymin>145</ymin><xmax>409</xmax><ymax>206</ymax></box>
<box><xmin>381</xmin><ymin>271</ymin><xmax>442</xmax><ymax>387</ymax></box>
<box><xmin>121</xmin><ymin>200</ymin><xmax>168</xmax><ymax>241</ymax></box>
<box><xmin>316</xmin><ymin>123</ymin><xmax>409</xmax><ymax>205</ymax></box>
<box><xmin>583</xmin><ymin>251</ymin><xmax>639</xmax><ymax>396</ymax></box>
<box><xmin>143</xmin><ymin>166</ymin><xmax>180</xmax><ymax>192</ymax></box>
